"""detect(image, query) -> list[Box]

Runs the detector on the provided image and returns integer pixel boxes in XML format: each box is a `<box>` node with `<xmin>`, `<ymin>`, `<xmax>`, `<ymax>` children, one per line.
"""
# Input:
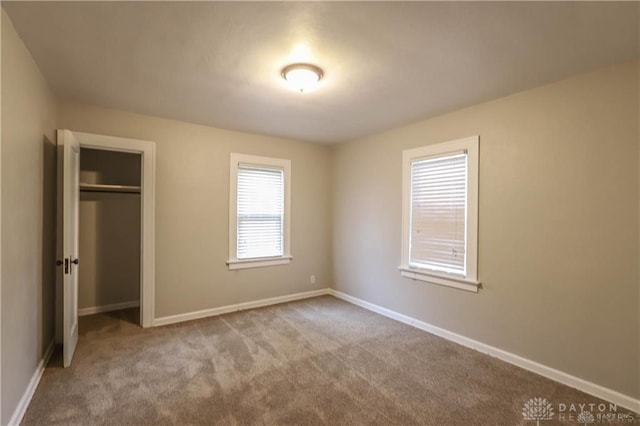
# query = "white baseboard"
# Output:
<box><xmin>8</xmin><ymin>339</ymin><xmax>55</xmax><ymax>426</ymax></box>
<box><xmin>153</xmin><ymin>288</ymin><xmax>331</xmax><ymax>327</ymax></box>
<box><xmin>78</xmin><ymin>300</ymin><xmax>140</xmax><ymax>316</ymax></box>
<box><xmin>328</xmin><ymin>289</ymin><xmax>640</xmax><ymax>414</ymax></box>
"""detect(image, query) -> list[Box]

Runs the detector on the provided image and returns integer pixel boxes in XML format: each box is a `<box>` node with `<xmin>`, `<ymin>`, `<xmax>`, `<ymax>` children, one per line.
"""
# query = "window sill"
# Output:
<box><xmin>227</xmin><ymin>256</ymin><xmax>292</xmax><ymax>270</ymax></box>
<box><xmin>398</xmin><ymin>266</ymin><xmax>480</xmax><ymax>293</ymax></box>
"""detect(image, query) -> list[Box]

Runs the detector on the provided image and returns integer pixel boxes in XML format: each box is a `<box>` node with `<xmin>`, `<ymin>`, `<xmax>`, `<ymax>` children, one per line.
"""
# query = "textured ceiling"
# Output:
<box><xmin>3</xmin><ymin>2</ymin><xmax>639</xmax><ymax>144</ymax></box>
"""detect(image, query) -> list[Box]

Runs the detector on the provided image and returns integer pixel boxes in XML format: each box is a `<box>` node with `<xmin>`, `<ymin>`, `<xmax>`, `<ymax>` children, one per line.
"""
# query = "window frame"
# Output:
<box><xmin>227</xmin><ymin>153</ymin><xmax>291</xmax><ymax>270</ymax></box>
<box><xmin>400</xmin><ymin>135</ymin><xmax>480</xmax><ymax>292</ymax></box>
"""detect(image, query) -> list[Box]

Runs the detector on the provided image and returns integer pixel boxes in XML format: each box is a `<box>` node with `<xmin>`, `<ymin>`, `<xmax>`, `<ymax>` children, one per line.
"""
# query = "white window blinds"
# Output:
<box><xmin>410</xmin><ymin>152</ymin><xmax>467</xmax><ymax>275</ymax></box>
<box><xmin>237</xmin><ymin>164</ymin><xmax>284</xmax><ymax>259</ymax></box>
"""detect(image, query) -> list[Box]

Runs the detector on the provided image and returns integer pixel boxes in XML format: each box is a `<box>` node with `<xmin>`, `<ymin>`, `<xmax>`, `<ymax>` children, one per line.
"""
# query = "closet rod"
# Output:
<box><xmin>80</xmin><ymin>183</ymin><xmax>141</xmax><ymax>194</ymax></box>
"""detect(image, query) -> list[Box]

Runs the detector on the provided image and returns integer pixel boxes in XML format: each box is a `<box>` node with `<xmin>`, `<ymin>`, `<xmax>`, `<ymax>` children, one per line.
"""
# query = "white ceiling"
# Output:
<box><xmin>3</xmin><ymin>2</ymin><xmax>638</xmax><ymax>144</ymax></box>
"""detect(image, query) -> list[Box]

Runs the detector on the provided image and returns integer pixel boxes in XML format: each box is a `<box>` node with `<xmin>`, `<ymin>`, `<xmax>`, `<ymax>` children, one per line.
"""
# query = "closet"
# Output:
<box><xmin>78</xmin><ymin>148</ymin><xmax>142</xmax><ymax>324</ymax></box>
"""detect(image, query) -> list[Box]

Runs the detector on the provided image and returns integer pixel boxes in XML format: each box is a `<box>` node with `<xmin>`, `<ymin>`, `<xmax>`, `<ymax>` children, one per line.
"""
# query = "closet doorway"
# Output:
<box><xmin>79</xmin><ymin>148</ymin><xmax>142</xmax><ymax>321</ymax></box>
<box><xmin>56</xmin><ymin>130</ymin><xmax>156</xmax><ymax>366</ymax></box>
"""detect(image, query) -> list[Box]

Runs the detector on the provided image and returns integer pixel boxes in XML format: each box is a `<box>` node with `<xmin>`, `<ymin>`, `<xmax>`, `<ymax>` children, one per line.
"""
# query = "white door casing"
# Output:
<box><xmin>70</xmin><ymin>131</ymin><xmax>156</xmax><ymax>328</ymax></box>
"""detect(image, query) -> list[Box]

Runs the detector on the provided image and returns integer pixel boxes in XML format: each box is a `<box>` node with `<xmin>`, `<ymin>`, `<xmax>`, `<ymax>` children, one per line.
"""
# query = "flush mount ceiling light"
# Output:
<box><xmin>281</xmin><ymin>63</ymin><xmax>323</xmax><ymax>93</ymax></box>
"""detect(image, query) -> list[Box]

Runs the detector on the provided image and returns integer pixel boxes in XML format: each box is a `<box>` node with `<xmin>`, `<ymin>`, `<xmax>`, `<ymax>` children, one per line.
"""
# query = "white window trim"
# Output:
<box><xmin>228</xmin><ymin>153</ymin><xmax>291</xmax><ymax>270</ymax></box>
<box><xmin>400</xmin><ymin>135</ymin><xmax>480</xmax><ymax>292</ymax></box>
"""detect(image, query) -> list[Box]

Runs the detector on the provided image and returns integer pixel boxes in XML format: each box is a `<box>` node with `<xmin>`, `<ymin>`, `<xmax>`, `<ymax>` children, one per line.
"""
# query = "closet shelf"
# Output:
<box><xmin>80</xmin><ymin>183</ymin><xmax>141</xmax><ymax>194</ymax></box>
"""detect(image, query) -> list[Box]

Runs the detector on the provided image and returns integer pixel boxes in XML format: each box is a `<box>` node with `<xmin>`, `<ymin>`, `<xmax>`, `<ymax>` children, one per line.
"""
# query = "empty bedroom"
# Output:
<box><xmin>1</xmin><ymin>1</ymin><xmax>639</xmax><ymax>425</ymax></box>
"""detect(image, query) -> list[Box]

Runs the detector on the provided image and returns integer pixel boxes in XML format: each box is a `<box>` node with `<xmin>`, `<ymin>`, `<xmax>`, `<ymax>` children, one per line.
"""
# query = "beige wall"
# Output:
<box><xmin>332</xmin><ymin>61</ymin><xmax>640</xmax><ymax>399</ymax></box>
<box><xmin>58</xmin><ymin>102</ymin><xmax>333</xmax><ymax>318</ymax></box>
<box><xmin>79</xmin><ymin>149</ymin><xmax>141</xmax><ymax>311</ymax></box>
<box><xmin>1</xmin><ymin>9</ymin><xmax>57</xmax><ymax>424</ymax></box>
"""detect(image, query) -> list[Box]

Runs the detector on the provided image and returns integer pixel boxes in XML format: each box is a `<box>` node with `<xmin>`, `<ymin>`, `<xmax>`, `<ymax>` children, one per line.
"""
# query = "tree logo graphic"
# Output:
<box><xmin>522</xmin><ymin>397</ymin><xmax>555</xmax><ymax>425</ymax></box>
<box><xmin>577</xmin><ymin>411</ymin><xmax>595</xmax><ymax>425</ymax></box>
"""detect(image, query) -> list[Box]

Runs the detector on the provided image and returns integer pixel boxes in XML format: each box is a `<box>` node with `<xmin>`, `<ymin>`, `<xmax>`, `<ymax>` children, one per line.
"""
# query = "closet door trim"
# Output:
<box><xmin>70</xmin><ymin>130</ymin><xmax>156</xmax><ymax>328</ymax></box>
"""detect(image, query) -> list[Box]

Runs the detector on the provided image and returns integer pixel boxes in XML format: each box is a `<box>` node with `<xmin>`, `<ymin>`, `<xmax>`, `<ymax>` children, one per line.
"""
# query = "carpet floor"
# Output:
<box><xmin>22</xmin><ymin>296</ymin><xmax>637</xmax><ymax>425</ymax></box>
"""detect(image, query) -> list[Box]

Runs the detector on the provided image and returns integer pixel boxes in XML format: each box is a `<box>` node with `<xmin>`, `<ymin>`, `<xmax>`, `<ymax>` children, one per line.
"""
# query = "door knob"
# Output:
<box><xmin>56</xmin><ymin>259</ymin><xmax>63</xmax><ymax>266</ymax></box>
<box><xmin>69</xmin><ymin>257</ymin><xmax>79</xmax><ymax>274</ymax></box>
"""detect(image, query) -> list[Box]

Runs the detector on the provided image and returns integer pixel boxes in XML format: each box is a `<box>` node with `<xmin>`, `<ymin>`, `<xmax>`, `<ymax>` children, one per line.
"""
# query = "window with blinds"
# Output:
<box><xmin>400</xmin><ymin>136</ymin><xmax>479</xmax><ymax>292</ymax></box>
<box><xmin>228</xmin><ymin>153</ymin><xmax>291</xmax><ymax>270</ymax></box>
<box><xmin>409</xmin><ymin>152</ymin><xmax>467</xmax><ymax>275</ymax></box>
<box><xmin>237</xmin><ymin>165</ymin><xmax>284</xmax><ymax>259</ymax></box>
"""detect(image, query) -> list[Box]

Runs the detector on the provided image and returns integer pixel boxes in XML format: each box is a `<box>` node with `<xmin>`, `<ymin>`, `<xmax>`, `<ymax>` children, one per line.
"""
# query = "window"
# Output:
<box><xmin>400</xmin><ymin>136</ymin><xmax>480</xmax><ymax>292</ymax></box>
<box><xmin>228</xmin><ymin>153</ymin><xmax>291</xmax><ymax>270</ymax></box>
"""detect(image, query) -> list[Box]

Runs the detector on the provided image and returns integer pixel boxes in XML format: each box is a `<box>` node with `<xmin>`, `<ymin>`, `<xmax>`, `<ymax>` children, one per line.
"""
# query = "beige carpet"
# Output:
<box><xmin>23</xmin><ymin>296</ymin><xmax>637</xmax><ymax>425</ymax></box>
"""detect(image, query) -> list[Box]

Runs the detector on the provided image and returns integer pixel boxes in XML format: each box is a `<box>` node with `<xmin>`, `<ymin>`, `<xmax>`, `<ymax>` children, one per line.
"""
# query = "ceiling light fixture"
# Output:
<box><xmin>281</xmin><ymin>63</ymin><xmax>323</xmax><ymax>93</ymax></box>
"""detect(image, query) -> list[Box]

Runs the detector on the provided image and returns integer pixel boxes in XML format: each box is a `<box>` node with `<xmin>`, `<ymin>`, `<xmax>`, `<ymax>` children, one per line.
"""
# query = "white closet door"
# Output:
<box><xmin>57</xmin><ymin>129</ymin><xmax>80</xmax><ymax>367</ymax></box>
